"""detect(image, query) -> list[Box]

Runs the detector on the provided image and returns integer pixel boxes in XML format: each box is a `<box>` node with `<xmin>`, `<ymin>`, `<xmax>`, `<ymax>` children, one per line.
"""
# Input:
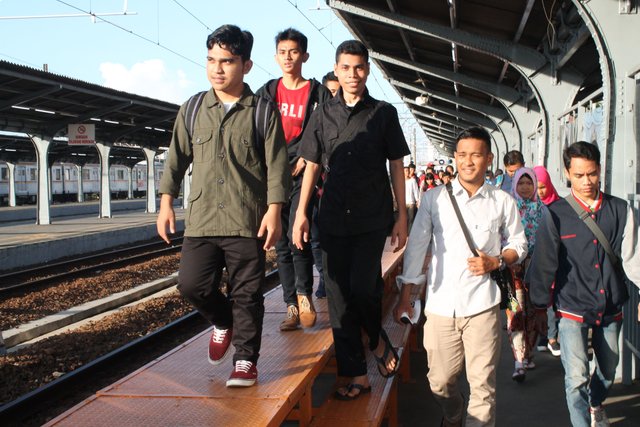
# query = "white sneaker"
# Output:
<box><xmin>590</xmin><ymin>406</ymin><xmax>610</xmax><ymax>427</ymax></box>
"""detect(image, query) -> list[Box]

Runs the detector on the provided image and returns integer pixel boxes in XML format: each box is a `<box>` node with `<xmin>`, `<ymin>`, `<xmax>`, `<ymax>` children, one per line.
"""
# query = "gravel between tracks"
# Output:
<box><xmin>0</xmin><ymin>253</ymin><xmax>181</xmax><ymax>330</ymax></box>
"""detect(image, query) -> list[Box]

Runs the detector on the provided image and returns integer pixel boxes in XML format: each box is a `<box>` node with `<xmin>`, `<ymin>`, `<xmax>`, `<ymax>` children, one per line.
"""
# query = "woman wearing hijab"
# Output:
<box><xmin>533</xmin><ymin>166</ymin><xmax>562</xmax><ymax>357</ymax></box>
<box><xmin>534</xmin><ymin>165</ymin><xmax>560</xmax><ymax>205</ymax></box>
<box><xmin>507</xmin><ymin>167</ymin><xmax>548</xmax><ymax>382</ymax></box>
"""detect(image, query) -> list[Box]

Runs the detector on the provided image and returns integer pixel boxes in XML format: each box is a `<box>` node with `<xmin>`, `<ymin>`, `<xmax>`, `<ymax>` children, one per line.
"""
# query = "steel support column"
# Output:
<box><xmin>142</xmin><ymin>148</ymin><xmax>157</xmax><ymax>213</ymax></box>
<box><xmin>95</xmin><ymin>142</ymin><xmax>112</xmax><ymax>218</ymax></box>
<box><xmin>75</xmin><ymin>164</ymin><xmax>84</xmax><ymax>202</ymax></box>
<box><xmin>6</xmin><ymin>161</ymin><xmax>16</xmax><ymax>207</ymax></box>
<box><xmin>28</xmin><ymin>135</ymin><xmax>51</xmax><ymax>224</ymax></box>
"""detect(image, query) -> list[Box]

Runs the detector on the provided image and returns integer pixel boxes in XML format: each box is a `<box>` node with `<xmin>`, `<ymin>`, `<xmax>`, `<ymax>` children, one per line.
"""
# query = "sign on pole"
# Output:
<box><xmin>68</xmin><ymin>124</ymin><xmax>96</xmax><ymax>145</ymax></box>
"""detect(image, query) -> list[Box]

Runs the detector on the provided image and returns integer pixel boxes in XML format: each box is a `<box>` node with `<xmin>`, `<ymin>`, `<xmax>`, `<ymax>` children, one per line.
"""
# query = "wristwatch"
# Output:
<box><xmin>497</xmin><ymin>254</ymin><xmax>505</xmax><ymax>271</ymax></box>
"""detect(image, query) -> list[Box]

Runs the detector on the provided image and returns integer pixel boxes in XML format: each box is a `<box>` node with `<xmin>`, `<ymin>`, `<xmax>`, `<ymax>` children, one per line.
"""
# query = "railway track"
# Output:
<box><xmin>0</xmin><ymin>269</ymin><xmax>280</xmax><ymax>426</ymax></box>
<box><xmin>0</xmin><ymin>236</ymin><xmax>183</xmax><ymax>297</ymax></box>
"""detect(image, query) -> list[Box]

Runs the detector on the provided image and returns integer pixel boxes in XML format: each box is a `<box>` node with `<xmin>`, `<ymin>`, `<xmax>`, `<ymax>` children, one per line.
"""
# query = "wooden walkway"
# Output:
<box><xmin>45</xmin><ymin>239</ymin><xmax>406</xmax><ymax>426</ymax></box>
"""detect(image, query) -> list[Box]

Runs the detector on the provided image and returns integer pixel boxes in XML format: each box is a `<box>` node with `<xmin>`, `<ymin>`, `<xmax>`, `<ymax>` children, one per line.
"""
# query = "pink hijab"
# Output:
<box><xmin>533</xmin><ymin>166</ymin><xmax>560</xmax><ymax>205</ymax></box>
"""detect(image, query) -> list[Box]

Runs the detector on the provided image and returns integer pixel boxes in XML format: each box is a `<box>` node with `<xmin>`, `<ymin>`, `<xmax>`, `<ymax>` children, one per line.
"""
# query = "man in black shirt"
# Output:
<box><xmin>292</xmin><ymin>40</ymin><xmax>409</xmax><ymax>400</ymax></box>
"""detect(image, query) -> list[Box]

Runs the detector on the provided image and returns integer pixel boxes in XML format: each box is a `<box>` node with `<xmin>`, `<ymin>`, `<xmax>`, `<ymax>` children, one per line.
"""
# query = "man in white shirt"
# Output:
<box><xmin>404</xmin><ymin>165</ymin><xmax>420</xmax><ymax>231</ymax></box>
<box><xmin>394</xmin><ymin>126</ymin><xmax>528</xmax><ymax>427</ymax></box>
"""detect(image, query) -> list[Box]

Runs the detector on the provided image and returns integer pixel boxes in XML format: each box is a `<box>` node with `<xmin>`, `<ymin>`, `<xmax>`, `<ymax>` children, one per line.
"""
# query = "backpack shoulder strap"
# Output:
<box><xmin>254</xmin><ymin>96</ymin><xmax>275</xmax><ymax>165</ymax></box>
<box><xmin>184</xmin><ymin>91</ymin><xmax>207</xmax><ymax>139</ymax></box>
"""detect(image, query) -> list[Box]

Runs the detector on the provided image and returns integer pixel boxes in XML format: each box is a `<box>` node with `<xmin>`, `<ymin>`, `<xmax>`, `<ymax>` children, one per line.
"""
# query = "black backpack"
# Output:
<box><xmin>183</xmin><ymin>90</ymin><xmax>274</xmax><ymax>165</ymax></box>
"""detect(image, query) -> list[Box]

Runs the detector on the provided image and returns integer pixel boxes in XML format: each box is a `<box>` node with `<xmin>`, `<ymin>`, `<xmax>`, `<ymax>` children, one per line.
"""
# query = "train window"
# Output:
<box><xmin>82</xmin><ymin>169</ymin><xmax>90</xmax><ymax>180</ymax></box>
<box><xmin>29</xmin><ymin>168</ymin><xmax>36</xmax><ymax>181</ymax></box>
<box><xmin>64</xmin><ymin>168</ymin><xmax>71</xmax><ymax>181</ymax></box>
<box><xmin>1</xmin><ymin>166</ymin><xmax>7</xmax><ymax>181</ymax></box>
<box><xmin>54</xmin><ymin>168</ymin><xmax>61</xmax><ymax>181</ymax></box>
<box><xmin>117</xmin><ymin>169</ymin><xmax>125</xmax><ymax>180</ymax></box>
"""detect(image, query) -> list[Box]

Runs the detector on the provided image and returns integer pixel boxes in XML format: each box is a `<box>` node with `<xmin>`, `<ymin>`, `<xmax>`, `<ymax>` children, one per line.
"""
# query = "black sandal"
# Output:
<box><xmin>334</xmin><ymin>383</ymin><xmax>372</xmax><ymax>401</ymax></box>
<box><xmin>374</xmin><ymin>329</ymin><xmax>400</xmax><ymax>378</ymax></box>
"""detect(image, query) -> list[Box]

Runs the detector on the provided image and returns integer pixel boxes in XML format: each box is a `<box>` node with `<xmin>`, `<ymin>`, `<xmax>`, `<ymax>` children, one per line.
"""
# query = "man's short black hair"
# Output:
<box><xmin>455</xmin><ymin>126</ymin><xmax>492</xmax><ymax>153</ymax></box>
<box><xmin>503</xmin><ymin>150</ymin><xmax>525</xmax><ymax>167</ymax></box>
<box><xmin>206</xmin><ymin>25</ymin><xmax>253</xmax><ymax>62</ymax></box>
<box><xmin>322</xmin><ymin>71</ymin><xmax>338</xmax><ymax>85</ymax></box>
<box><xmin>563</xmin><ymin>141</ymin><xmax>600</xmax><ymax>169</ymax></box>
<box><xmin>335</xmin><ymin>40</ymin><xmax>368</xmax><ymax>63</ymax></box>
<box><xmin>275</xmin><ymin>27</ymin><xmax>307</xmax><ymax>53</ymax></box>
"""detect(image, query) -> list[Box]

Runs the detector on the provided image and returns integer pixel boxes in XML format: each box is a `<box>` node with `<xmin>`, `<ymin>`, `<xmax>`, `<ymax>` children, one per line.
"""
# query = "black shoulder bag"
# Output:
<box><xmin>445</xmin><ymin>182</ymin><xmax>514</xmax><ymax>309</ymax></box>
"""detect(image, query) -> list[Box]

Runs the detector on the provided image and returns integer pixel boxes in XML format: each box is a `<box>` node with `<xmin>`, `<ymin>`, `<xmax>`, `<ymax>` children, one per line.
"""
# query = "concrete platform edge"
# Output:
<box><xmin>4</xmin><ymin>273</ymin><xmax>179</xmax><ymax>347</ymax></box>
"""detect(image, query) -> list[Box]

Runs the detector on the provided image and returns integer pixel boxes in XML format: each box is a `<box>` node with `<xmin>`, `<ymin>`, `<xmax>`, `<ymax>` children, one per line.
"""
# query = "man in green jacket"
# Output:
<box><xmin>157</xmin><ymin>24</ymin><xmax>290</xmax><ymax>387</ymax></box>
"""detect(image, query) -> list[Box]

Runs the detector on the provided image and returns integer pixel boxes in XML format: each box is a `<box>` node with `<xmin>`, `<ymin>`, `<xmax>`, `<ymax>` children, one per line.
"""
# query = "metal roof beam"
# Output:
<box><xmin>425</xmin><ymin>130</ymin><xmax>454</xmax><ymax>144</ymax></box>
<box><xmin>416</xmin><ymin>119</ymin><xmax>458</xmax><ymax>136</ymax></box>
<box><xmin>108</xmin><ymin>114</ymin><xmax>176</xmax><ymax>142</ymax></box>
<box><xmin>410</xmin><ymin>108</ymin><xmax>476</xmax><ymax>130</ymax></box>
<box><xmin>328</xmin><ymin>0</ymin><xmax>547</xmax><ymax>72</ymax></box>
<box><xmin>0</xmin><ymin>85</ymin><xmax>63</xmax><ymax>111</ymax></box>
<box><xmin>46</xmin><ymin>101</ymin><xmax>133</xmax><ymax>135</ymax></box>
<box><xmin>389</xmin><ymin>78</ymin><xmax>509</xmax><ymax>122</ymax></box>
<box><xmin>404</xmin><ymin>97</ymin><xmax>497</xmax><ymax>130</ymax></box>
<box><xmin>372</xmin><ymin>51</ymin><xmax>523</xmax><ymax>105</ymax></box>
<box><xmin>0</xmin><ymin>65</ymin><xmax>178</xmax><ymax>113</ymax></box>
<box><xmin>554</xmin><ymin>24</ymin><xmax>591</xmax><ymax>70</ymax></box>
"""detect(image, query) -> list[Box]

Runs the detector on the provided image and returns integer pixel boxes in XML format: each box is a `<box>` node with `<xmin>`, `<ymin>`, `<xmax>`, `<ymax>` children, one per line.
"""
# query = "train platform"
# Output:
<box><xmin>0</xmin><ymin>201</ymin><xmax>184</xmax><ymax>272</ymax></box>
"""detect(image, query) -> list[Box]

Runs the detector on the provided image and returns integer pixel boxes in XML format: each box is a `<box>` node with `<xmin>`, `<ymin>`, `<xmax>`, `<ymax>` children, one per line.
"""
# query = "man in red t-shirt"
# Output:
<box><xmin>257</xmin><ymin>28</ymin><xmax>331</xmax><ymax>332</ymax></box>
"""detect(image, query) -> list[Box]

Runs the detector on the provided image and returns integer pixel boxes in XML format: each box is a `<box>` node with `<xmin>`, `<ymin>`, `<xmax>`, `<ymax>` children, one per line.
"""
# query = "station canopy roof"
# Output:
<box><xmin>329</xmin><ymin>0</ymin><xmax>600</xmax><ymax>155</ymax></box>
<box><xmin>0</xmin><ymin>60</ymin><xmax>180</xmax><ymax>166</ymax></box>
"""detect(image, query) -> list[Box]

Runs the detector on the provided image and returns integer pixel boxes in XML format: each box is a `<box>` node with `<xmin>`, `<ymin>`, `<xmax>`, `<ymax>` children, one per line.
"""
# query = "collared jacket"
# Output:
<box><xmin>256</xmin><ymin>78</ymin><xmax>331</xmax><ymax>167</ymax></box>
<box><xmin>526</xmin><ymin>193</ymin><xmax>640</xmax><ymax>326</ymax></box>
<box><xmin>159</xmin><ymin>85</ymin><xmax>290</xmax><ymax>238</ymax></box>
<box><xmin>298</xmin><ymin>88</ymin><xmax>410</xmax><ymax>236</ymax></box>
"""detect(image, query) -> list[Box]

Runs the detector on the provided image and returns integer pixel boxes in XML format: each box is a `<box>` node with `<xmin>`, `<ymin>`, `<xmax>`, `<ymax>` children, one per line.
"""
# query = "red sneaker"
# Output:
<box><xmin>226</xmin><ymin>360</ymin><xmax>257</xmax><ymax>387</ymax></box>
<box><xmin>207</xmin><ymin>326</ymin><xmax>232</xmax><ymax>366</ymax></box>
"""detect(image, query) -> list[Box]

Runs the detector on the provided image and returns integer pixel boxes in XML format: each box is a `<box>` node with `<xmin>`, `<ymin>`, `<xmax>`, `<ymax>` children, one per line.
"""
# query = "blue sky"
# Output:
<box><xmin>0</xmin><ymin>0</ymin><xmax>432</xmax><ymax>161</ymax></box>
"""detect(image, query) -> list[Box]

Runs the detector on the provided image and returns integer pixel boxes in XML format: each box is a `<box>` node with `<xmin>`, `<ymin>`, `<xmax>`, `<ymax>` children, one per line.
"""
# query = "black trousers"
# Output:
<box><xmin>276</xmin><ymin>178</ymin><xmax>315</xmax><ymax>306</ymax></box>
<box><xmin>177</xmin><ymin>236</ymin><xmax>265</xmax><ymax>364</ymax></box>
<box><xmin>321</xmin><ymin>229</ymin><xmax>388</xmax><ymax>377</ymax></box>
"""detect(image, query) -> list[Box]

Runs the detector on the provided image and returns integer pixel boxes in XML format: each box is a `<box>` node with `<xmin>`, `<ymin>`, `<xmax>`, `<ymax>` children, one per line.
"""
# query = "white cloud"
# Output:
<box><xmin>99</xmin><ymin>59</ymin><xmax>193</xmax><ymax>104</ymax></box>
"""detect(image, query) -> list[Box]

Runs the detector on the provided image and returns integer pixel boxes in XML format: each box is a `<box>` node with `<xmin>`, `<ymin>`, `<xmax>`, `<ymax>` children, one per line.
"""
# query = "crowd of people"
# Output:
<box><xmin>155</xmin><ymin>23</ymin><xmax>639</xmax><ymax>427</ymax></box>
<box><xmin>398</xmin><ymin>139</ymin><xmax>639</xmax><ymax>427</ymax></box>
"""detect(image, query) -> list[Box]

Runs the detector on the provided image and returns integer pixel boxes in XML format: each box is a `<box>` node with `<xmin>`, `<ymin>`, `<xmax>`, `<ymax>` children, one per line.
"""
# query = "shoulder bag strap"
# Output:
<box><xmin>564</xmin><ymin>195</ymin><xmax>620</xmax><ymax>267</ymax></box>
<box><xmin>446</xmin><ymin>182</ymin><xmax>479</xmax><ymax>257</ymax></box>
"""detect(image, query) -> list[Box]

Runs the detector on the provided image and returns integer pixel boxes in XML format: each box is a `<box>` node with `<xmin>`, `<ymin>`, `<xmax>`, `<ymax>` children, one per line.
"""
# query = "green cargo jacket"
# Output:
<box><xmin>159</xmin><ymin>85</ymin><xmax>290</xmax><ymax>238</ymax></box>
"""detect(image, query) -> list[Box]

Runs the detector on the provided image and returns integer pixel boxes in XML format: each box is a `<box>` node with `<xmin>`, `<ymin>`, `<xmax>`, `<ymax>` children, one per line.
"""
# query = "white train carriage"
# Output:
<box><xmin>0</xmin><ymin>162</ymin><xmax>163</xmax><ymax>205</ymax></box>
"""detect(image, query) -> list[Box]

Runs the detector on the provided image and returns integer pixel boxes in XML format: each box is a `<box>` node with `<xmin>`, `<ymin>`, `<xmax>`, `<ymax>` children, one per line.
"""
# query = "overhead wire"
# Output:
<box><xmin>167</xmin><ymin>0</ymin><xmax>275</xmax><ymax>77</ymax></box>
<box><xmin>55</xmin><ymin>0</ymin><xmax>203</xmax><ymax>68</ymax></box>
<box><xmin>168</xmin><ymin>0</ymin><xmax>274</xmax><ymax>77</ymax></box>
<box><xmin>53</xmin><ymin>0</ymin><xmax>275</xmax><ymax>78</ymax></box>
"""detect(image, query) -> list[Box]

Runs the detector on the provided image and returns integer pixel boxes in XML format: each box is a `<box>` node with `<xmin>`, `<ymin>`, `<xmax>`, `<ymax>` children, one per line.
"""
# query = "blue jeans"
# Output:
<box><xmin>276</xmin><ymin>179</ymin><xmax>315</xmax><ymax>306</ymax></box>
<box><xmin>547</xmin><ymin>306</ymin><xmax>558</xmax><ymax>340</ymax></box>
<box><xmin>558</xmin><ymin>317</ymin><xmax>621</xmax><ymax>427</ymax></box>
